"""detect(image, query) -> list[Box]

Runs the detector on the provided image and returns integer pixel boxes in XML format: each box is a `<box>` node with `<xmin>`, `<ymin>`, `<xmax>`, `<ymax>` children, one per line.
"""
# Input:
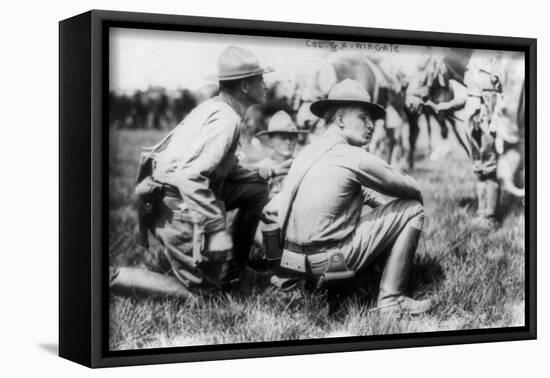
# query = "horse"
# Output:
<box><xmin>404</xmin><ymin>48</ymin><xmax>473</xmax><ymax>168</ymax></box>
<box><xmin>489</xmin><ymin>52</ymin><xmax>525</xmax><ymax>198</ymax></box>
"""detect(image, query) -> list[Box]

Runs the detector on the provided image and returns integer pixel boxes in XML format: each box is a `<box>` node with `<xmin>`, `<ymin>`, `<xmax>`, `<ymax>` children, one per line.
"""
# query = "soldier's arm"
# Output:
<box><xmin>355</xmin><ymin>150</ymin><xmax>423</xmax><ymax>203</ymax></box>
<box><xmin>227</xmin><ymin>157</ymin><xmax>293</xmax><ymax>184</ymax></box>
<box><xmin>226</xmin><ymin>155</ymin><xmax>272</xmax><ymax>184</ymax></box>
<box><xmin>361</xmin><ymin>187</ymin><xmax>385</xmax><ymax>208</ymax></box>
<box><xmin>171</xmin><ymin>112</ymin><xmax>239</xmax><ymax>233</ymax></box>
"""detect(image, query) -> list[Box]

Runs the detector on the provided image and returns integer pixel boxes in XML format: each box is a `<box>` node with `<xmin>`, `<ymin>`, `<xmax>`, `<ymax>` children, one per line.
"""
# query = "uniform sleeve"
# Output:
<box><xmin>226</xmin><ymin>155</ymin><xmax>271</xmax><ymax>184</ymax></box>
<box><xmin>171</xmin><ymin>111</ymin><xmax>239</xmax><ymax>233</ymax></box>
<box><xmin>354</xmin><ymin>149</ymin><xmax>423</xmax><ymax>202</ymax></box>
<box><xmin>361</xmin><ymin>187</ymin><xmax>385</xmax><ymax>208</ymax></box>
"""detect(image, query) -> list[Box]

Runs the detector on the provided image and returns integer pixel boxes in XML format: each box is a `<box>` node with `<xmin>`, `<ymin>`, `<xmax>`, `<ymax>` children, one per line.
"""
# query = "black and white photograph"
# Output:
<box><xmin>107</xmin><ymin>25</ymin><xmax>528</xmax><ymax>351</ymax></box>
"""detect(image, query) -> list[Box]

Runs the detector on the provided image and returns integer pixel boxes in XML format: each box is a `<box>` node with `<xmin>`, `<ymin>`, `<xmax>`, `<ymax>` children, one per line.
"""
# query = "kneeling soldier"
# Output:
<box><xmin>278</xmin><ymin>79</ymin><xmax>433</xmax><ymax>314</ymax></box>
<box><xmin>110</xmin><ymin>46</ymin><xmax>290</xmax><ymax>298</ymax></box>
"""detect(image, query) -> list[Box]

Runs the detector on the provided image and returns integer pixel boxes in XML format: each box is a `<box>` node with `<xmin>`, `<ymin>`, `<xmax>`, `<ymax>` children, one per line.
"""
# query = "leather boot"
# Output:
<box><xmin>373</xmin><ymin>224</ymin><xmax>432</xmax><ymax>315</ymax></box>
<box><xmin>476</xmin><ymin>180</ymin><xmax>486</xmax><ymax>217</ymax></box>
<box><xmin>109</xmin><ymin>267</ymin><xmax>195</xmax><ymax>300</ymax></box>
<box><xmin>484</xmin><ymin>178</ymin><xmax>500</xmax><ymax>220</ymax></box>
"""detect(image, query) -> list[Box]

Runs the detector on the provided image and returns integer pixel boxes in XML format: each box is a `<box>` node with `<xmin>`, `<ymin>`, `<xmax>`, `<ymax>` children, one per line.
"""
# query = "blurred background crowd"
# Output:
<box><xmin>109</xmin><ymin>42</ymin><xmax>525</xmax><ymax>176</ymax></box>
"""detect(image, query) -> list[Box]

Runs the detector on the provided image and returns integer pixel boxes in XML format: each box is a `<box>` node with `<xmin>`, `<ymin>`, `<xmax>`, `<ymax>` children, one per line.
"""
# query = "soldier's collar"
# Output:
<box><xmin>218</xmin><ymin>92</ymin><xmax>248</xmax><ymax>118</ymax></box>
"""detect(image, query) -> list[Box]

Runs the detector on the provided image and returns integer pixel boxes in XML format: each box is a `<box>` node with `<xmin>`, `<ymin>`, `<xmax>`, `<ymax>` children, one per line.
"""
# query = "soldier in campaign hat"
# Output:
<box><xmin>256</xmin><ymin>110</ymin><xmax>307</xmax><ymax>198</ymax></box>
<box><xmin>110</xmin><ymin>46</ymin><xmax>292</xmax><ymax>298</ymax></box>
<box><xmin>278</xmin><ymin>79</ymin><xmax>433</xmax><ymax>314</ymax></box>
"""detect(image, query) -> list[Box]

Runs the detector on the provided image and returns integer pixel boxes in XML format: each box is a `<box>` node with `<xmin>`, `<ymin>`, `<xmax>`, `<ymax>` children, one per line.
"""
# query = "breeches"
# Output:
<box><xmin>153</xmin><ymin>180</ymin><xmax>269</xmax><ymax>291</ymax></box>
<box><xmin>307</xmin><ymin>199</ymin><xmax>424</xmax><ymax>275</ymax></box>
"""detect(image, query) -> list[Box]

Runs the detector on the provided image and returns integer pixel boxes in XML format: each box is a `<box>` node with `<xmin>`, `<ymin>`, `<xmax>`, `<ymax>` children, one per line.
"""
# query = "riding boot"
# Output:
<box><xmin>476</xmin><ymin>179</ymin><xmax>486</xmax><ymax>217</ymax></box>
<box><xmin>374</xmin><ymin>225</ymin><xmax>432</xmax><ymax>315</ymax></box>
<box><xmin>109</xmin><ymin>267</ymin><xmax>195</xmax><ymax>300</ymax></box>
<box><xmin>484</xmin><ymin>178</ymin><xmax>500</xmax><ymax>220</ymax></box>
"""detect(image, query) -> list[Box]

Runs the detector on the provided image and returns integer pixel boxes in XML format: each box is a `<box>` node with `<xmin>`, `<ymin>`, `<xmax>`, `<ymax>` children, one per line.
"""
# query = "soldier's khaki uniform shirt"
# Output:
<box><xmin>153</xmin><ymin>95</ymin><xmax>270</xmax><ymax>233</ymax></box>
<box><xmin>150</xmin><ymin>94</ymin><xmax>271</xmax><ymax>291</ymax></box>
<box><xmin>278</xmin><ymin>127</ymin><xmax>424</xmax><ymax>273</ymax></box>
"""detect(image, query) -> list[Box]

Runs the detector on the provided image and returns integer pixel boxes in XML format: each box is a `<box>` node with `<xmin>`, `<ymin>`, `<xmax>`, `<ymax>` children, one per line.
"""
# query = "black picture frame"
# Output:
<box><xmin>59</xmin><ymin>9</ymin><xmax>537</xmax><ymax>368</ymax></box>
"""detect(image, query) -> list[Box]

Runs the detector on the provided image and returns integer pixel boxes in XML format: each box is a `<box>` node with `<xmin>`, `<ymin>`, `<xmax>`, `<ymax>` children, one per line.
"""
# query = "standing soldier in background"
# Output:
<box><xmin>110</xmin><ymin>46</ymin><xmax>291</xmax><ymax>298</ymax></box>
<box><xmin>278</xmin><ymin>79</ymin><xmax>433</xmax><ymax>314</ymax></box>
<box><xmin>425</xmin><ymin>50</ymin><xmax>525</xmax><ymax>225</ymax></box>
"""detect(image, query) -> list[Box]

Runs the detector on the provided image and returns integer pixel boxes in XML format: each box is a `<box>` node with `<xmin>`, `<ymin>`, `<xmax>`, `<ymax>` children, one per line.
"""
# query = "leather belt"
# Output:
<box><xmin>283</xmin><ymin>239</ymin><xmax>341</xmax><ymax>255</ymax></box>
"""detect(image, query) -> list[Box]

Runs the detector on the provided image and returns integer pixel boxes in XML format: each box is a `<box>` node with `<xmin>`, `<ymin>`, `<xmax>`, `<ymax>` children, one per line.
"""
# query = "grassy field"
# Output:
<box><xmin>108</xmin><ymin>128</ymin><xmax>525</xmax><ymax>351</ymax></box>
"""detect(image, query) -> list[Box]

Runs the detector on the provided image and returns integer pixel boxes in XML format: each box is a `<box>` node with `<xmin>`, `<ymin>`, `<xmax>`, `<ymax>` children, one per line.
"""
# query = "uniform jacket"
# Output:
<box><xmin>153</xmin><ymin>94</ymin><xmax>270</xmax><ymax>233</ymax></box>
<box><xmin>278</xmin><ymin>127</ymin><xmax>422</xmax><ymax>244</ymax></box>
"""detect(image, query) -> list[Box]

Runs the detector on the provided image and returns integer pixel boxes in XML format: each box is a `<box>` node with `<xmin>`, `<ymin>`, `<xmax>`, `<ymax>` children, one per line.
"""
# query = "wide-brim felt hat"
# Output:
<box><xmin>209</xmin><ymin>46</ymin><xmax>275</xmax><ymax>81</ymax></box>
<box><xmin>256</xmin><ymin>110</ymin><xmax>308</xmax><ymax>137</ymax></box>
<box><xmin>310</xmin><ymin>79</ymin><xmax>386</xmax><ymax>120</ymax></box>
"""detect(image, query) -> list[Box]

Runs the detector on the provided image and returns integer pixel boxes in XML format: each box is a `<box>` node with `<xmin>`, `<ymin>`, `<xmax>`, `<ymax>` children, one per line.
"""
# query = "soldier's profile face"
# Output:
<box><xmin>246</xmin><ymin>75</ymin><xmax>267</xmax><ymax>105</ymax></box>
<box><xmin>269</xmin><ymin>133</ymin><xmax>297</xmax><ymax>158</ymax></box>
<box><xmin>340</xmin><ymin>106</ymin><xmax>375</xmax><ymax>146</ymax></box>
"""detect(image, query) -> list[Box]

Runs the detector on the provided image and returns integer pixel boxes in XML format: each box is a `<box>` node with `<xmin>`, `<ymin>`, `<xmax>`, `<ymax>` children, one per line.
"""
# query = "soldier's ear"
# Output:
<box><xmin>336</xmin><ymin>111</ymin><xmax>345</xmax><ymax>128</ymax></box>
<box><xmin>239</xmin><ymin>79</ymin><xmax>250</xmax><ymax>95</ymax></box>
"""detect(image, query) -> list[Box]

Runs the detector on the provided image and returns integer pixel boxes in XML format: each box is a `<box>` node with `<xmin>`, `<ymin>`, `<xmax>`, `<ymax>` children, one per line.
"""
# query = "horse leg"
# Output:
<box><xmin>430</xmin><ymin>114</ymin><xmax>452</xmax><ymax>160</ymax></box>
<box><xmin>440</xmin><ymin>115</ymin><xmax>449</xmax><ymax>139</ymax></box>
<box><xmin>408</xmin><ymin>115</ymin><xmax>420</xmax><ymax>170</ymax></box>
<box><xmin>378</xmin><ymin>120</ymin><xmax>396</xmax><ymax>165</ymax></box>
<box><xmin>498</xmin><ymin>147</ymin><xmax>525</xmax><ymax>198</ymax></box>
<box><xmin>387</xmin><ymin>127</ymin><xmax>396</xmax><ymax>165</ymax></box>
<box><xmin>395</xmin><ymin>124</ymin><xmax>406</xmax><ymax>168</ymax></box>
<box><xmin>449</xmin><ymin>116</ymin><xmax>472</xmax><ymax>159</ymax></box>
<box><xmin>425</xmin><ymin>113</ymin><xmax>433</xmax><ymax>156</ymax></box>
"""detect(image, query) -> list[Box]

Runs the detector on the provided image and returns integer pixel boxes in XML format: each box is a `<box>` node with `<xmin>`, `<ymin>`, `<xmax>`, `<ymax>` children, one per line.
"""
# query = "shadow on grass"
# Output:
<box><xmin>318</xmin><ymin>251</ymin><xmax>446</xmax><ymax>318</ymax></box>
<box><xmin>457</xmin><ymin>196</ymin><xmax>477</xmax><ymax>211</ymax></box>
<box><xmin>408</xmin><ymin>254</ymin><xmax>445</xmax><ymax>293</ymax></box>
<box><xmin>498</xmin><ymin>192</ymin><xmax>525</xmax><ymax>220</ymax></box>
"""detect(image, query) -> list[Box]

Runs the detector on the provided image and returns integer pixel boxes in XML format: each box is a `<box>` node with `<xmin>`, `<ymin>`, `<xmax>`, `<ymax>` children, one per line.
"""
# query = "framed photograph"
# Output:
<box><xmin>59</xmin><ymin>9</ymin><xmax>536</xmax><ymax>368</ymax></box>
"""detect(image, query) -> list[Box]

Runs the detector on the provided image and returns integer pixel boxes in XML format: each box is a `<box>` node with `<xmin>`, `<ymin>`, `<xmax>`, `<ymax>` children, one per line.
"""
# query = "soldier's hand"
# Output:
<box><xmin>261</xmin><ymin>194</ymin><xmax>280</xmax><ymax>224</ymax></box>
<box><xmin>261</xmin><ymin>210</ymin><xmax>278</xmax><ymax>224</ymax></box>
<box><xmin>206</xmin><ymin>229</ymin><xmax>233</xmax><ymax>253</ymax></box>
<box><xmin>272</xmin><ymin>159</ymin><xmax>293</xmax><ymax>177</ymax></box>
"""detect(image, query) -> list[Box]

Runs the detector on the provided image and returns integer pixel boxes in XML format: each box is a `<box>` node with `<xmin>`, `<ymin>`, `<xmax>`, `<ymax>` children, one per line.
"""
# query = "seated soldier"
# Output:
<box><xmin>255</xmin><ymin>110</ymin><xmax>306</xmax><ymax>200</ymax></box>
<box><xmin>278</xmin><ymin>79</ymin><xmax>433</xmax><ymax>314</ymax></box>
<box><xmin>250</xmin><ymin>111</ymin><xmax>304</xmax><ymax>278</ymax></box>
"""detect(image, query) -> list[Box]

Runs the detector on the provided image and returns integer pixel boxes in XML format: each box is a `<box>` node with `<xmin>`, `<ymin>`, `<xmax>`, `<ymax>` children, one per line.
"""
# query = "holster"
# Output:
<box><xmin>316</xmin><ymin>252</ymin><xmax>355</xmax><ymax>290</ymax></box>
<box><xmin>280</xmin><ymin>242</ymin><xmax>355</xmax><ymax>289</ymax></box>
<box><xmin>135</xmin><ymin>176</ymin><xmax>165</xmax><ymax>248</ymax></box>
